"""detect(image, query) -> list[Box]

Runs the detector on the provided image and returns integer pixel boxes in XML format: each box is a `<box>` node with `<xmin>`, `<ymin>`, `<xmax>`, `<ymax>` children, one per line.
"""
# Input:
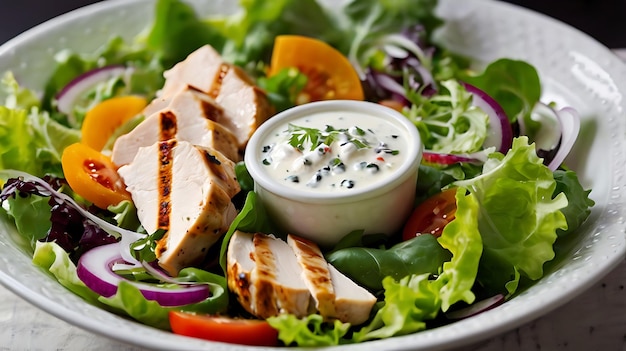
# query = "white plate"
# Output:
<box><xmin>0</xmin><ymin>0</ymin><xmax>624</xmax><ymax>350</ymax></box>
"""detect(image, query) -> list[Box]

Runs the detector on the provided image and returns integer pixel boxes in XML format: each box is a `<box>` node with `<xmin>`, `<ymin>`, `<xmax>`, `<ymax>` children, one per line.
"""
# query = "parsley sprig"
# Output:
<box><xmin>287</xmin><ymin>124</ymin><xmax>370</xmax><ymax>151</ymax></box>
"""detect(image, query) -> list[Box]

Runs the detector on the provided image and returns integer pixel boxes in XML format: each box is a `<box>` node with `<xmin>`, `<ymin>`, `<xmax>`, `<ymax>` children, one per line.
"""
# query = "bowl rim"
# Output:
<box><xmin>244</xmin><ymin>100</ymin><xmax>423</xmax><ymax>202</ymax></box>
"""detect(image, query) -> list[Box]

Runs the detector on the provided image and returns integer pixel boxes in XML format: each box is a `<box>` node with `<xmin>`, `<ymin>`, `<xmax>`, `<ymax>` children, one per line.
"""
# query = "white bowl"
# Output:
<box><xmin>0</xmin><ymin>1</ymin><xmax>625</xmax><ymax>351</ymax></box>
<box><xmin>244</xmin><ymin>100</ymin><xmax>422</xmax><ymax>246</ymax></box>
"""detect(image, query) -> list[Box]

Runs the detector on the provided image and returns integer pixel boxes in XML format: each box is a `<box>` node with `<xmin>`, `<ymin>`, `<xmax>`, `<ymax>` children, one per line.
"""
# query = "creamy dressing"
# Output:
<box><xmin>258</xmin><ymin>110</ymin><xmax>410</xmax><ymax>193</ymax></box>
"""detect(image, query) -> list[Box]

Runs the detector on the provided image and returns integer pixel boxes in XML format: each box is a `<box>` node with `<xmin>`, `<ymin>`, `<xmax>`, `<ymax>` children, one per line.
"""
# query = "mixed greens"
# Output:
<box><xmin>0</xmin><ymin>0</ymin><xmax>594</xmax><ymax>347</ymax></box>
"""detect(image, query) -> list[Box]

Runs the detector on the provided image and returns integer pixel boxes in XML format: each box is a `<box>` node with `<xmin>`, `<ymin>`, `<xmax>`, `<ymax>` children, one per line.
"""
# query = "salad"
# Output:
<box><xmin>0</xmin><ymin>0</ymin><xmax>595</xmax><ymax>347</ymax></box>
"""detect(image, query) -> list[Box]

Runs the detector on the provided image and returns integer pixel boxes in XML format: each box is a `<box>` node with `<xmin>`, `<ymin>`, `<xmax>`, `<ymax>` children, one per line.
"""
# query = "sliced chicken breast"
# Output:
<box><xmin>111</xmin><ymin>87</ymin><xmax>239</xmax><ymax>166</ymax></box>
<box><xmin>118</xmin><ymin>140</ymin><xmax>240</xmax><ymax>275</ymax></box>
<box><xmin>226</xmin><ymin>232</ymin><xmax>314</xmax><ymax>319</ymax></box>
<box><xmin>287</xmin><ymin>234</ymin><xmax>336</xmax><ymax>319</ymax></box>
<box><xmin>328</xmin><ymin>264</ymin><xmax>377</xmax><ymax>325</ymax></box>
<box><xmin>226</xmin><ymin>230</ymin><xmax>256</xmax><ymax>312</ymax></box>
<box><xmin>157</xmin><ymin>45</ymin><xmax>273</xmax><ymax>149</ymax></box>
<box><xmin>251</xmin><ymin>233</ymin><xmax>313</xmax><ymax>318</ymax></box>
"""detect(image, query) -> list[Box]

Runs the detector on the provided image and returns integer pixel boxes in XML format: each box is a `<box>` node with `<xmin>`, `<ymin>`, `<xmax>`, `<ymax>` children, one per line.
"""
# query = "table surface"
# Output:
<box><xmin>1</xmin><ymin>2</ymin><xmax>626</xmax><ymax>351</ymax></box>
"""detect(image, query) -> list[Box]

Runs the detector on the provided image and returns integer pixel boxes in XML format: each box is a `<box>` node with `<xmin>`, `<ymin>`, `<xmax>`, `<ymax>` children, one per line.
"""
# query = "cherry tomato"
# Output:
<box><xmin>61</xmin><ymin>143</ymin><xmax>131</xmax><ymax>209</ymax></box>
<box><xmin>268</xmin><ymin>35</ymin><xmax>364</xmax><ymax>103</ymax></box>
<box><xmin>81</xmin><ymin>95</ymin><xmax>147</xmax><ymax>151</ymax></box>
<box><xmin>402</xmin><ymin>188</ymin><xmax>458</xmax><ymax>240</ymax></box>
<box><xmin>169</xmin><ymin>312</ymin><xmax>279</xmax><ymax>346</ymax></box>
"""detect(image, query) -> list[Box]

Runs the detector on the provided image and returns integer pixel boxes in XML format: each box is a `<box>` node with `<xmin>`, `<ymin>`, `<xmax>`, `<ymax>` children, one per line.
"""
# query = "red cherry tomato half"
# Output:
<box><xmin>402</xmin><ymin>188</ymin><xmax>458</xmax><ymax>240</ymax></box>
<box><xmin>169</xmin><ymin>312</ymin><xmax>279</xmax><ymax>346</ymax></box>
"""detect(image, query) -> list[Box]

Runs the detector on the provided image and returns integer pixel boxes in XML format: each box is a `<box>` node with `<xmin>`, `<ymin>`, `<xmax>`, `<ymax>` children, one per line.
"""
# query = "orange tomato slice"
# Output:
<box><xmin>268</xmin><ymin>35</ymin><xmax>364</xmax><ymax>103</ymax></box>
<box><xmin>81</xmin><ymin>95</ymin><xmax>147</xmax><ymax>151</ymax></box>
<box><xmin>61</xmin><ymin>143</ymin><xmax>131</xmax><ymax>209</ymax></box>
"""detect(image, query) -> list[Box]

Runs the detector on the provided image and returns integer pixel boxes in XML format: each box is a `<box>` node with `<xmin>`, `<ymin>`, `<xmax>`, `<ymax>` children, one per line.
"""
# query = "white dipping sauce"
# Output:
<box><xmin>258</xmin><ymin>110</ymin><xmax>410</xmax><ymax>193</ymax></box>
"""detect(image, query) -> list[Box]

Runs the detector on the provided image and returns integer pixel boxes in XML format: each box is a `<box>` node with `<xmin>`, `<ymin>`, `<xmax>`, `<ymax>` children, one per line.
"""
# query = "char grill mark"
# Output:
<box><xmin>157</xmin><ymin>139</ymin><xmax>176</xmax><ymax>230</ymax></box>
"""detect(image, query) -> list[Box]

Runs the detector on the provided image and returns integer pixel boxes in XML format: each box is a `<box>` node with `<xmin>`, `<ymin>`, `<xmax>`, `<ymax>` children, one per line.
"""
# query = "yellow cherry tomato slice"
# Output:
<box><xmin>61</xmin><ymin>143</ymin><xmax>131</xmax><ymax>209</ymax></box>
<box><xmin>81</xmin><ymin>95</ymin><xmax>147</xmax><ymax>151</ymax></box>
<box><xmin>268</xmin><ymin>35</ymin><xmax>364</xmax><ymax>103</ymax></box>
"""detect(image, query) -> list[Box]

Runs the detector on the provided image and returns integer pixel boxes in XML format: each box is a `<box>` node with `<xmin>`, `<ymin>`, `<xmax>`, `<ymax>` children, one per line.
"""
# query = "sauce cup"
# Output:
<box><xmin>244</xmin><ymin>100</ymin><xmax>422</xmax><ymax>247</ymax></box>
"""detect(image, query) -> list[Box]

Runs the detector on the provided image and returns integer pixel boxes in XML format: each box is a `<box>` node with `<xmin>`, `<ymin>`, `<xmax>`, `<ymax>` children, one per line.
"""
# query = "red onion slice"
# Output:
<box><xmin>77</xmin><ymin>242</ymin><xmax>210</xmax><ymax>306</ymax></box>
<box><xmin>445</xmin><ymin>294</ymin><xmax>505</xmax><ymax>320</ymax></box>
<box><xmin>55</xmin><ymin>65</ymin><xmax>127</xmax><ymax>121</ymax></box>
<box><xmin>462</xmin><ymin>82</ymin><xmax>513</xmax><ymax>154</ymax></box>
<box><xmin>546</xmin><ymin>106</ymin><xmax>580</xmax><ymax>171</ymax></box>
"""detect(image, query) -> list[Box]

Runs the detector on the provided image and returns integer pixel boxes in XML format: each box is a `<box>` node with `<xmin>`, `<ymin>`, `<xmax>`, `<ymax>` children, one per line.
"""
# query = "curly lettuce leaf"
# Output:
<box><xmin>435</xmin><ymin>187</ymin><xmax>482</xmax><ymax>311</ymax></box>
<box><xmin>0</xmin><ymin>98</ymin><xmax>80</xmax><ymax>178</ymax></box>
<box><xmin>552</xmin><ymin>169</ymin><xmax>594</xmax><ymax>237</ymax></box>
<box><xmin>407</xmin><ymin>79</ymin><xmax>489</xmax><ymax>154</ymax></box>
<box><xmin>268</xmin><ymin>314</ymin><xmax>350</xmax><ymax>346</ymax></box>
<box><xmin>3</xmin><ymin>190</ymin><xmax>52</xmax><ymax>251</ymax></box>
<box><xmin>353</xmin><ymin>273</ymin><xmax>441</xmax><ymax>342</ymax></box>
<box><xmin>454</xmin><ymin>137</ymin><xmax>568</xmax><ymax>285</ymax></box>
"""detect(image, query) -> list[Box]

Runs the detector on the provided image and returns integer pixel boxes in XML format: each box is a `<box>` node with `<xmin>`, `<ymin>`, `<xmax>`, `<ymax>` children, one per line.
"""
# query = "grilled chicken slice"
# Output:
<box><xmin>287</xmin><ymin>234</ymin><xmax>336</xmax><ymax>319</ymax></box>
<box><xmin>227</xmin><ymin>231</ymin><xmax>313</xmax><ymax>319</ymax></box>
<box><xmin>111</xmin><ymin>87</ymin><xmax>239</xmax><ymax>166</ymax></box>
<box><xmin>252</xmin><ymin>233</ymin><xmax>314</xmax><ymax>318</ymax></box>
<box><xmin>157</xmin><ymin>45</ymin><xmax>273</xmax><ymax>149</ymax></box>
<box><xmin>118</xmin><ymin>140</ymin><xmax>240</xmax><ymax>275</ymax></box>
<box><xmin>226</xmin><ymin>231</ymin><xmax>256</xmax><ymax>312</ymax></box>
<box><xmin>328</xmin><ymin>264</ymin><xmax>377</xmax><ymax>325</ymax></box>
<box><xmin>227</xmin><ymin>232</ymin><xmax>376</xmax><ymax>325</ymax></box>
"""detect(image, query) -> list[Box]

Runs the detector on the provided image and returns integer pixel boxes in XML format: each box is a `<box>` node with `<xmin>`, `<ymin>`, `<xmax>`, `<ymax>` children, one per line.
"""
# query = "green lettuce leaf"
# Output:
<box><xmin>552</xmin><ymin>169</ymin><xmax>594</xmax><ymax>237</ymax></box>
<box><xmin>353</xmin><ymin>273</ymin><xmax>441</xmax><ymax>342</ymax></box>
<box><xmin>0</xmin><ymin>104</ymin><xmax>80</xmax><ymax>177</ymax></box>
<box><xmin>32</xmin><ymin>241</ymin><xmax>101</xmax><ymax>303</ymax></box>
<box><xmin>406</xmin><ymin>79</ymin><xmax>490</xmax><ymax>154</ymax></box>
<box><xmin>454</xmin><ymin>137</ymin><xmax>568</xmax><ymax>287</ymax></box>
<box><xmin>4</xmin><ymin>191</ymin><xmax>52</xmax><ymax>251</ymax></box>
<box><xmin>459</xmin><ymin>59</ymin><xmax>542</xmax><ymax>137</ymax></box>
<box><xmin>326</xmin><ymin>233</ymin><xmax>452</xmax><ymax>291</ymax></box>
<box><xmin>145</xmin><ymin>0</ymin><xmax>226</xmax><ymax>69</ymax></box>
<box><xmin>98</xmin><ymin>267</ymin><xmax>229</xmax><ymax>330</ymax></box>
<box><xmin>219</xmin><ymin>191</ymin><xmax>275</xmax><ymax>273</ymax></box>
<box><xmin>267</xmin><ymin>314</ymin><xmax>351</xmax><ymax>347</ymax></box>
<box><xmin>435</xmin><ymin>187</ymin><xmax>482</xmax><ymax>311</ymax></box>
